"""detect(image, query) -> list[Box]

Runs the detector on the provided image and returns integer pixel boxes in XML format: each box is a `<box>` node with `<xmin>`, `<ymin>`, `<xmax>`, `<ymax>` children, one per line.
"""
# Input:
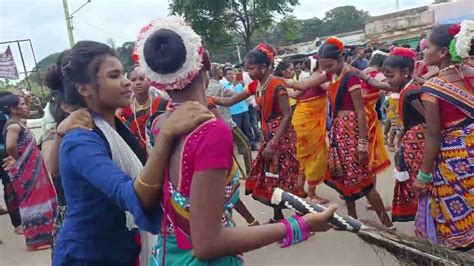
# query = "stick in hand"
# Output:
<box><xmin>271</xmin><ymin>188</ymin><xmax>364</xmax><ymax>233</ymax></box>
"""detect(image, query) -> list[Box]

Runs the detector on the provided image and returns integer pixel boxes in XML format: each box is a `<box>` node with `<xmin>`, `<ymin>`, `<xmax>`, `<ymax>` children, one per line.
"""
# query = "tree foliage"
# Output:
<box><xmin>169</xmin><ymin>0</ymin><xmax>299</xmax><ymax>51</ymax></box>
<box><xmin>115</xmin><ymin>41</ymin><xmax>135</xmax><ymax>74</ymax></box>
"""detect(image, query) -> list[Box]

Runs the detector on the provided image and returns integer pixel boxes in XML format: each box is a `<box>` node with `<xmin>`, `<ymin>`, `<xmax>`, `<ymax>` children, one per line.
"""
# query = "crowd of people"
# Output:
<box><xmin>0</xmin><ymin>16</ymin><xmax>472</xmax><ymax>265</ymax></box>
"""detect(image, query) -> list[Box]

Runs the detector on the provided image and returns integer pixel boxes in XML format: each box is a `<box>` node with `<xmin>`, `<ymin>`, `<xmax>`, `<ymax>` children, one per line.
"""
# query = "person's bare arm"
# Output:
<box><xmin>288</xmin><ymin>88</ymin><xmax>303</xmax><ymax>99</ymax></box>
<box><xmin>189</xmin><ymin>169</ymin><xmax>286</xmax><ymax>260</ymax></box>
<box><xmin>216</xmin><ymin>91</ymin><xmax>251</xmax><ymax>107</ymax></box>
<box><xmin>288</xmin><ymin>72</ymin><xmax>328</xmax><ymax>91</ymax></box>
<box><xmin>350</xmin><ymin>89</ymin><xmax>369</xmax><ymax>164</ymax></box>
<box><xmin>419</xmin><ymin>99</ymin><xmax>441</xmax><ymax>174</ymax></box>
<box><xmin>189</xmin><ymin>168</ymin><xmax>336</xmax><ymax>260</ymax></box>
<box><xmin>357</xmin><ymin>71</ymin><xmax>398</xmax><ymax>92</ymax></box>
<box><xmin>270</xmin><ymin>90</ymin><xmax>292</xmax><ymax>145</ymax></box>
<box><xmin>411</xmin><ymin>99</ymin><xmax>425</xmax><ymax>118</ymax></box>
<box><xmin>134</xmin><ymin>102</ymin><xmax>215</xmax><ymax>210</ymax></box>
<box><xmin>5</xmin><ymin>124</ymin><xmax>21</xmax><ymax>159</ymax></box>
<box><xmin>42</xmin><ymin>137</ymin><xmax>62</xmax><ymax>177</ymax></box>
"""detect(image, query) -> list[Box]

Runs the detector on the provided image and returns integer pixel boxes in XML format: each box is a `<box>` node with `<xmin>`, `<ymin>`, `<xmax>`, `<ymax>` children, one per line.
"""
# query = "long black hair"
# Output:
<box><xmin>382</xmin><ymin>55</ymin><xmax>415</xmax><ymax>77</ymax></box>
<box><xmin>245</xmin><ymin>50</ymin><xmax>272</xmax><ymax>68</ymax></box>
<box><xmin>44</xmin><ymin>50</ymin><xmax>71</xmax><ymax>124</ymax></box>
<box><xmin>0</xmin><ymin>92</ymin><xmax>21</xmax><ymax>142</ymax></box>
<box><xmin>44</xmin><ymin>41</ymin><xmax>116</xmax><ymax>109</ymax></box>
<box><xmin>318</xmin><ymin>44</ymin><xmax>344</xmax><ymax>60</ymax></box>
<box><xmin>429</xmin><ymin>24</ymin><xmax>455</xmax><ymax>50</ymax></box>
<box><xmin>273</xmin><ymin>60</ymin><xmax>292</xmax><ymax>77</ymax></box>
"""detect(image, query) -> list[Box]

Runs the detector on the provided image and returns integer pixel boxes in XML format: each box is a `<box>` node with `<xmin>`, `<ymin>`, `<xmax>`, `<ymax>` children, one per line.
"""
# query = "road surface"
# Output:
<box><xmin>0</xmin><ymin>151</ymin><xmax>408</xmax><ymax>266</ymax></box>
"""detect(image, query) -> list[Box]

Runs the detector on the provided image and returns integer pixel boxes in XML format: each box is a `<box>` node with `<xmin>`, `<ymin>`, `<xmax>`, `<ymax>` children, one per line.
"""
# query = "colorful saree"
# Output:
<box><xmin>418</xmin><ymin>77</ymin><xmax>473</xmax><ymax>250</ymax></box>
<box><xmin>148</xmin><ymin>119</ymin><xmax>243</xmax><ymax>265</ymax></box>
<box><xmin>245</xmin><ymin>77</ymin><xmax>300</xmax><ymax>204</ymax></box>
<box><xmin>292</xmin><ymin>95</ymin><xmax>328</xmax><ymax>186</ymax></box>
<box><xmin>324</xmin><ymin>68</ymin><xmax>375</xmax><ymax>201</ymax></box>
<box><xmin>392</xmin><ymin>82</ymin><xmax>426</xmax><ymax>222</ymax></box>
<box><xmin>362</xmin><ymin>71</ymin><xmax>390</xmax><ymax>175</ymax></box>
<box><xmin>4</xmin><ymin>121</ymin><xmax>57</xmax><ymax>250</ymax></box>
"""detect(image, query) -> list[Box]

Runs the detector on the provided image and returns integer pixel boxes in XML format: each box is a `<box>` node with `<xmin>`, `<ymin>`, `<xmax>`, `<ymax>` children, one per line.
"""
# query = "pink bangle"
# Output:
<box><xmin>278</xmin><ymin>219</ymin><xmax>293</xmax><ymax>248</ymax></box>
<box><xmin>293</xmin><ymin>215</ymin><xmax>310</xmax><ymax>241</ymax></box>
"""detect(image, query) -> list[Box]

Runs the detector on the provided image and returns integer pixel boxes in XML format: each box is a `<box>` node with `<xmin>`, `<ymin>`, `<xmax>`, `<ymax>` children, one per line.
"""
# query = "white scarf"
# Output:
<box><xmin>93</xmin><ymin>115</ymin><xmax>156</xmax><ymax>266</ymax></box>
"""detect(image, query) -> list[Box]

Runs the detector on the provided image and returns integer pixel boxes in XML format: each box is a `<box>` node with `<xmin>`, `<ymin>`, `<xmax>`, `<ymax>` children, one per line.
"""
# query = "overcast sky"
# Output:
<box><xmin>0</xmin><ymin>0</ymin><xmax>430</xmax><ymax>77</ymax></box>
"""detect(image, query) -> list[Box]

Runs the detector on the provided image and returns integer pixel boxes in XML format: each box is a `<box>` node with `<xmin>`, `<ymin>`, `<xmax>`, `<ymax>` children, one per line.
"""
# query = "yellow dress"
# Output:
<box><xmin>292</xmin><ymin>95</ymin><xmax>328</xmax><ymax>185</ymax></box>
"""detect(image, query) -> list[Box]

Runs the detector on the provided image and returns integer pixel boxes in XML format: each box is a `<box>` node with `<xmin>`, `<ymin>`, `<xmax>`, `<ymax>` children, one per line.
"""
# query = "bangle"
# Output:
<box><xmin>55</xmin><ymin>127</ymin><xmax>65</xmax><ymax>138</ymax></box>
<box><xmin>417</xmin><ymin>171</ymin><xmax>433</xmax><ymax>184</ymax></box>
<box><xmin>136</xmin><ymin>175</ymin><xmax>160</xmax><ymax>189</ymax></box>
<box><xmin>278</xmin><ymin>216</ymin><xmax>310</xmax><ymax>248</ymax></box>
<box><xmin>278</xmin><ymin>219</ymin><xmax>293</xmax><ymax>248</ymax></box>
<box><xmin>292</xmin><ymin>215</ymin><xmax>310</xmax><ymax>241</ymax></box>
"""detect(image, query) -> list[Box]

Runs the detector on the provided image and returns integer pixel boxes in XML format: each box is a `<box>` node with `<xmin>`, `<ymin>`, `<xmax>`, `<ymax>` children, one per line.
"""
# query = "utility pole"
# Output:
<box><xmin>63</xmin><ymin>0</ymin><xmax>75</xmax><ymax>47</ymax></box>
<box><xmin>62</xmin><ymin>0</ymin><xmax>92</xmax><ymax>48</ymax></box>
<box><xmin>395</xmin><ymin>0</ymin><xmax>400</xmax><ymax>11</ymax></box>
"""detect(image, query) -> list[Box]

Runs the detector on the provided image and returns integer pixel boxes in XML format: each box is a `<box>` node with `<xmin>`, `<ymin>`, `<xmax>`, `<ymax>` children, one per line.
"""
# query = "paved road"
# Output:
<box><xmin>0</xmin><ymin>151</ymin><xmax>408</xmax><ymax>266</ymax></box>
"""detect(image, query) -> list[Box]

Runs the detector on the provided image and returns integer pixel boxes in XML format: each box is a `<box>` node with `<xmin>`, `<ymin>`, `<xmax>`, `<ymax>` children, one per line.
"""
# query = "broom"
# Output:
<box><xmin>271</xmin><ymin>188</ymin><xmax>474</xmax><ymax>265</ymax></box>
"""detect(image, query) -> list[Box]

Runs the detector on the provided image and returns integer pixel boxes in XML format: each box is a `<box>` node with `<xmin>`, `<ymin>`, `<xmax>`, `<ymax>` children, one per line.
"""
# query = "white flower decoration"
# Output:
<box><xmin>137</xmin><ymin>17</ymin><xmax>203</xmax><ymax>90</ymax></box>
<box><xmin>455</xmin><ymin>20</ymin><xmax>474</xmax><ymax>59</ymax></box>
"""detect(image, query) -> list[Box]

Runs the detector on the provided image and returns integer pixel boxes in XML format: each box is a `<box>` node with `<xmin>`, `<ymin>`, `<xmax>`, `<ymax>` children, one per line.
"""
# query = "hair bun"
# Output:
<box><xmin>137</xmin><ymin>17</ymin><xmax>204</xmax><ymax>91</ymax></box>
<box><xmin>44</xmin><ymin>63</ymin><xmax>65</xmax><ymax>93</ymax></box>
<box><xmin>143</xmin><ymin>29</ymin><xmax>187</xmax><ymax>75</ymax></box>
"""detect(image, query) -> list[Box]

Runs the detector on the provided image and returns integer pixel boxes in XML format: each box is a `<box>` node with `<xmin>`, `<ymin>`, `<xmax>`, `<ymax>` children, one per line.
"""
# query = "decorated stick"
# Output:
<box><xmin>271</xmin><ymin>188</ymin><xmax>364</xmax><ymax>233</ymax></box>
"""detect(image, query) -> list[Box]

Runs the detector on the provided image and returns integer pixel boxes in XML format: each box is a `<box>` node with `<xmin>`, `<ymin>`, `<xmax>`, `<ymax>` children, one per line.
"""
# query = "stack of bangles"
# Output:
<box><xmin>416</xmin><ymin>170</ymin><xmax>433</xmax><ymax>184</ymax></box>
<box><xmin>278</xmin><ymin>215</ymin><xmax>310</xmax><ymax>248</ymax></box>
<box><xmin>357</xmin><ymin>138</ymin><xmax>369</xmax><ymax>152</ymax></box>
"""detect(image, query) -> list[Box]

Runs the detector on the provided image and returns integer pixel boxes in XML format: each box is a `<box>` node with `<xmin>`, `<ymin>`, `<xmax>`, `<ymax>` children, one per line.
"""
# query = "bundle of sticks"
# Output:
<box><xmin>271</xmin><ymin>188</ymin><xmax>474</xmax><ymax>265</ymax></box>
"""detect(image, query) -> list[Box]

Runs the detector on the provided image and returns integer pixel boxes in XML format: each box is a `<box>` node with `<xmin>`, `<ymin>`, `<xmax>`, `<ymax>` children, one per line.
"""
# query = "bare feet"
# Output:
<box><xmin>14</xmin><ymin>226</ymin><xmax>24</xmax><ymax>235</ymax></box>
<box><xmin>308</xmin><ymin>195</ymin><xmax>330</xmax><ymax>205</ymax></box>
<box><xmin>0</xmin><ymin>206</ymin><xmax>8</xmax><ymax>215</ymax></box>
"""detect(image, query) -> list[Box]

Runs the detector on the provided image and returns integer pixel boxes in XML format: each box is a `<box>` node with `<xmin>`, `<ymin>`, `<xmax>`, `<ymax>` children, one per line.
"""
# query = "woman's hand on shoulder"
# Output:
<box><xmin>56</xmin><ymin>108</ymin><xmax>93</xmax><ymax>137</ymax></box>
<box><xmin>161</xmin><ymin>101</ymin><xmax>215</xmax><ymax>138</ymax></box>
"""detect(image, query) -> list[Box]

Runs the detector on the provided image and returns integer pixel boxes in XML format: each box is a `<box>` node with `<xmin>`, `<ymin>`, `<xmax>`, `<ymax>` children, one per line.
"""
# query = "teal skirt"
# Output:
<box><xmin>150</xmin><ymin>235</ymin><xmax>244</xmax><ymax>266</ymax></box>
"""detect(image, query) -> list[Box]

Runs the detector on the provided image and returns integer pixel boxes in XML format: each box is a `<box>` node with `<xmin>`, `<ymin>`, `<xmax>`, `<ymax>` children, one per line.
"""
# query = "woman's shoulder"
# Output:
<box><xmin>191</xmin><ymin>119</ymin><xmax>232</xmax><ymax>141</ymax></box>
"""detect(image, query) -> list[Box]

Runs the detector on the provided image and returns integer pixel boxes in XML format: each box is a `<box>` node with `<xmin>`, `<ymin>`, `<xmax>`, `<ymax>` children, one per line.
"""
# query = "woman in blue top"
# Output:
<box><xmin>50</xmin><ymin>41</ymin><xmax>214</xmax><ymax>266</ymax></box>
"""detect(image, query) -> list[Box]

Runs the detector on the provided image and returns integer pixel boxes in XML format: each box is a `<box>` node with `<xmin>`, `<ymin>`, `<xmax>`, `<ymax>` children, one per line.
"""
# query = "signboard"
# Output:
<box><xmin>0</xmin><ymin>46</ymin><xmax>19</xmax><ymax>79</ymax></box>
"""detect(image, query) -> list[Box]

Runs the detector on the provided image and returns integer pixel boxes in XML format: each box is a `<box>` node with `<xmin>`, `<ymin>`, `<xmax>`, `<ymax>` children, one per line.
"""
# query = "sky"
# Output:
<box><xmin>0</xmin><ymin>0</ymin><xmax>430</xmax><ymax>78</ymax></box>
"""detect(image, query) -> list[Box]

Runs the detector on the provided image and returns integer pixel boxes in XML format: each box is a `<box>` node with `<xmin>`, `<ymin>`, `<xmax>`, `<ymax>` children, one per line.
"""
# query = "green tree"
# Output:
<box><xmin>274</xmin><ymin>15</ymin><xmax>302</xmax><ymax>45</ymax></box>
<box><xmin>28</xmin><ymin>52</ymin><xmax>61</xmax><ymax>84</ymax></box>
<box><xmin>169</xmin><ymin>0</ymin><xmax>299</xmax><ymax>51</ymax></box>
<box><xmin>116</xmin><ymin>41</ymin><xmax>135</xmax><ymax>74</ymax></box>
<box><xmin>322</xmin><ymin>6</ymin><xmax>369</xmax><ymax>35</ymax></box>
